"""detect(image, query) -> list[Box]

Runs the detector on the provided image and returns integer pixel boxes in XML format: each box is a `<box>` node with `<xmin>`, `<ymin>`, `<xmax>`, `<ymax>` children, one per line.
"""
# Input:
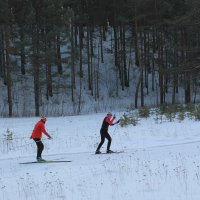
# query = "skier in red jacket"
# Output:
<box><xmin>30</xmin><ymin>115</ymin><xmax>52</xmax><ymax>161</ymax></box>
<box><xmin>95</xmin><ymin>113</ymin><xmax>120</xmax><ymax>154</ymax></box>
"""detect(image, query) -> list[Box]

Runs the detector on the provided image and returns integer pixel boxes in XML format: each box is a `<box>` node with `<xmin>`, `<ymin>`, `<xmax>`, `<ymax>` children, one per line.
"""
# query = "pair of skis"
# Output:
<box><xmin>95</xmin><ymin>150</ymin><xmax>124</xmax><ymax>155</ymax></box>
<box><xmin>20</xmin><ymin>160</ymin><xmax>72</xmax><ymax>164</ymax></box>
<box><xmin>20</xmin><ymin>150</ymin><xmax>124</xmax><ymax>164</ymax></box>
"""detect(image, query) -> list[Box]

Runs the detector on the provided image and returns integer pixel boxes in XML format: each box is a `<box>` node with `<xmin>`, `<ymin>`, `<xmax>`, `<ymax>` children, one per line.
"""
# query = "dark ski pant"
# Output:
<box><xmin>33</xmin><ymin>138</ymin><xmax>44</xmax><ymax>159</ymax></box>
<box><xmin>96</xmin><ymin>129</ymin><xmax>112</xmax><ymax>151</ymax></box>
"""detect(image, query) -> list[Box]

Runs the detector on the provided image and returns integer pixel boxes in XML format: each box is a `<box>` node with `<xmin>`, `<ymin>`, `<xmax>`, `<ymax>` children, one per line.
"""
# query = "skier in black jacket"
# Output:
<box><xmin>95</xmin><ymin>113</ymin><xmax>120</xmax><ymax>154</ymax></box>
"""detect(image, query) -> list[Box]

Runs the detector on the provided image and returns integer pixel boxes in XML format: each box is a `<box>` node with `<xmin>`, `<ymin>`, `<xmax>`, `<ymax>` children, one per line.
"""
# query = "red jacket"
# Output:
<box><xmin>31</xmin><ymin>120</ymin><xmax>50</xmax><ymax>139</ymax></box>
<box><xmin>105</xmin><ymin>117</ymin><xmax>115</xmax><ymax>125</ymax></box>
<box><xmin>101</xmin><ymin>116</ymin><xmax>116</xmax><ymax>131</ymax></box>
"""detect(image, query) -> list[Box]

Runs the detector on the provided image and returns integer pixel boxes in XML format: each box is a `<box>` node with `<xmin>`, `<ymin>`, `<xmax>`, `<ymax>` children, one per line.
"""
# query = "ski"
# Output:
<box><xmin>95</xmin><ymin>151</ymin><xmax>124</xmax><ymax>155</ymax></box>
<box><xmin>20</xmin><ymin>160</ymin><xmax>72</xmax><ymax>164</ymax></box>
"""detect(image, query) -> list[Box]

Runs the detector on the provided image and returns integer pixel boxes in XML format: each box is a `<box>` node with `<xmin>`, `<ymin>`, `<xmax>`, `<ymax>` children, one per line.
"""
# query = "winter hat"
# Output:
<box><xmin>106</xmin><ymin>112</ymin><xmax>112</xmax><ymax>117</ymax></box>
<box><xmin>41</xmin><ymin>115</ymin><xmax>47</xmax><ymax>121</ymax></box>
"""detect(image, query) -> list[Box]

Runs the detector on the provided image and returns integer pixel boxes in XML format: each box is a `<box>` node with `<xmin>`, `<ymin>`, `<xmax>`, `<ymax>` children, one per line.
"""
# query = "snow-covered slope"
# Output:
<box><xmin>0</xmin><ymin>113</ymin><xmax>200</xmax><ymax>200</ymax></box>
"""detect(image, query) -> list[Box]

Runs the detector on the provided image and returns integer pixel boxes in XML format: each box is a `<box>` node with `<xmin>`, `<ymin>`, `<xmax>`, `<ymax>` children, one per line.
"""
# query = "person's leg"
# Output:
<box><xmin>33</xmin><ymin>139</ymin><xmax>44</xmax><ymax>159</ymax></box>
<box><xmin>105</xmin><ymin>133</ymin><xmax>112</xmax><ymax>151</ymax></box>
<box><xmin>37</xmin><ymin>141</ymin><xmax>44</xmax><ymax>158</ymax></box>
<box><xmin>96</xmin><ymin>131</ymin><xmax>106</xmax><ymax>152</ymax></box>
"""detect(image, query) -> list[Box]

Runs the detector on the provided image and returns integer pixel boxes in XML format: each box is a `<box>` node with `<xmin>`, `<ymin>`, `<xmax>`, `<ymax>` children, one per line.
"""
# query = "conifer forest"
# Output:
<box><xmin>0</xmin><ymin>0</ymin><xmax>200</xmax><ymax>116</ymax></box>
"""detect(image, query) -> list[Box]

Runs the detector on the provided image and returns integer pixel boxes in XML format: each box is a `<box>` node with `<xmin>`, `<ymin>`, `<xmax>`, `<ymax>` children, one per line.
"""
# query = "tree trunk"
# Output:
<box><xmin>90</xmin><ymin>28</ymin><xmax>94</xmax><ymax>96</ymax></box>
<box><xmin>133</xmin><ymin>25</ymin><xmax>139</xmax><ymax>67</ymax></box>
<box><xmin>1</xmin><ymin>31</ymin><xmax>6</xmax><ymax>84</ymax></box>
<box><xmin>79</xmin><ymin>25</ymin><xmax>83</xmax><ymax>78</ymax></box>
<box><xmin>56</xmin><ymin>33</ymin><xmax>63</xmax><ymax>75</ymax></box>
<box><xmin>122</xmin><ymin>24</ymin><xmax>129</xmax><ymax>87</ymax></box>
<box><xmin>46</xmin><ymin>41</ymin><xmax>53</xmax><ymax>99</ymax></box>
<box><xmin>158</xmin><ymin>30</ymin><xmax>164</xmax><ymax>105</ymax></box>
<box><xmin>87</xmin><ymin>26</ymin><xmax>91</xmax><ymax>90</ymax></box>
<box><xmin>152</xmin><ymin>27</ymin><xmax>156</xmax><ymax>92</ymax></box>
<box><xmin>20</xmin><ymin>29</ymin><xmax>26</xmax><ymax>75</ymax></box>
<box><xmin>99</xmin><ymin>26</ymin><xmax>104</xmax><ymax>63</ymax></box>
<box><xmin>185</xmin><ymin>73</ymin><xmax>191</xmax><ymax>104</ymax></box>
<box><xmin>4</xmin><ymin>28</ymin><xmax>12</xmax><ymax>117</ymax></box>
<box><xmin>32</xmin><ymin>29</ymin><xmax>40</xmax><ymax>116</ymax></box>
<box><xmin>71</xmin><ymin>24</ymin><xmax>75</xmax><ymax>102</ymax></box>
<box><xmin>134</xmin><ymin>19</ymin><xmax>144</xmax><ymax>108</ymax></box>
<box><xmin>119</xmin><ymin>25</ymin><xmax>124</xmax><ymax>90</ymax></box>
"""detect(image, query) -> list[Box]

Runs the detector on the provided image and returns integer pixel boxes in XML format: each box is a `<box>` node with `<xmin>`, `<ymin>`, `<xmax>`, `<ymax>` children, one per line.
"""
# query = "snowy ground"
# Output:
<box><xmin>0</xmin><ymin>113</ymin><xmax>200</xmax><ymax>200</ymax></box>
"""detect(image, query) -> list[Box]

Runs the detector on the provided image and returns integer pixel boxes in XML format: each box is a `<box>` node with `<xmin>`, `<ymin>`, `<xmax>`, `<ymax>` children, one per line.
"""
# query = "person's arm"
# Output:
<box><xmin>106</xmin><ymin>117</ymin><xmax>120</xmax><ymax>126</ymax></box>
<box><xmin>41</xmin><ymin>125</ymin><xmax>51</xmax><ymax>138</ymax></box>
<box><xmin>115</xmin><ymin>119</ymin><xmax>120</xmax><ymax>124</ymax></box>
<box><xmin>105</xmin><ymin>116</ymin><xmax>116</xmax><ymax>125</ymax></box>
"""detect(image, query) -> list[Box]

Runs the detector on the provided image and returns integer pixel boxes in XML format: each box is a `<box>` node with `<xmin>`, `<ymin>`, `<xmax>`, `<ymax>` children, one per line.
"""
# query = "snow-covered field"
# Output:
<box><xmin>1</xmin><ymin>113</ymin><xmax>200</xmax><ymax>200</ymax></box>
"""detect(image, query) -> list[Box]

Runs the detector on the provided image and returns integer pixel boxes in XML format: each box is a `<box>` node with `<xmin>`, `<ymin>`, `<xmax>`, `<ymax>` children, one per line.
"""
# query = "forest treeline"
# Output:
<box><xmin>0</xmin><ymin>0</ymin><xmax>200</xmax><ymax>116</ymax></box>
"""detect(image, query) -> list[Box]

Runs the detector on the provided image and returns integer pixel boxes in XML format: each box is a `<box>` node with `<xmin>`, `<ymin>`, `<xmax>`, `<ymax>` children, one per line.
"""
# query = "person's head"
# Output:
<box><xmin>41</xmin><ymin>115</ymin><xmax>47</xmax><ymax>122</ymax></box>
<box><xmin>106</xmin><ymin>112</ymin><xmax>112</xmax><ymax>119</ymax></box>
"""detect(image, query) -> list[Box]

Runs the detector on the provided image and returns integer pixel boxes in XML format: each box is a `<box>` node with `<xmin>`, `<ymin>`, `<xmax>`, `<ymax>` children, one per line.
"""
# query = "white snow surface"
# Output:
<box><xmin>0</xmin><ymin>113</ymin><xmax>200</xmax><ymax>200</ymax></box>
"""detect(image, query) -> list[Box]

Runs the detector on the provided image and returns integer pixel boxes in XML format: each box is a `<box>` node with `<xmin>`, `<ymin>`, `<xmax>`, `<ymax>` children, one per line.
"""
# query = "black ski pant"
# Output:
<box><xmin>33</xmin><ymin>138</ymin><xmax>44</xmax><ymax>159</ymax></box>
<box><xmin>96</xmin><ymin>129</ymin><xmax>112</xmax><ymax>151</ymax></box>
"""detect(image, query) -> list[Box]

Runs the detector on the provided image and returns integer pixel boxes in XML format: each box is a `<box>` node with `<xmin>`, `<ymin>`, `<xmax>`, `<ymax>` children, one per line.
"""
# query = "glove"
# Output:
<box><xmin>30</xmin><ymin>136</ymin><xmax>32</xmax><ymax>139</ymax></box>
<box><xmin>113</xmin><ymin>114</ymin><xmax>116</xmax><ymax>118</ymax></box>
<box><xmin>48</xmin><ymin>136</ymin><xmax>52</xmax><ymax>140</ymax></box>
<box><xmin>116</xmin><ymin>119</ymin><xmax>120</xmax><ymax>123</ymax></box>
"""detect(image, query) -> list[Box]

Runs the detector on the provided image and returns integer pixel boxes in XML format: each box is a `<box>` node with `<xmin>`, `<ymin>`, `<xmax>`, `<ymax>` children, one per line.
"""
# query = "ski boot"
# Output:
<box><xmin>106</xmin><ymin>149</ymin><xmax>114</xmax><ymax>154</ymax></box>
<box><xmin>95</xmin><ymin>150</ymin><xmax>101</xmax><ymax>154</ymax></box>
<box><xmin>37</xmin><ymin>157</ymin><xmax>46</xmax><ymax>162</ymax></box>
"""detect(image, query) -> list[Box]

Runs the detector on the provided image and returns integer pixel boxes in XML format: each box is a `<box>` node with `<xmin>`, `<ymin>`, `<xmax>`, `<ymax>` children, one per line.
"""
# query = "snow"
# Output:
<box><xmin>0</xmin><ymin>113</ymin><xmax>200</xmax><ymax>200</ymax></box>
